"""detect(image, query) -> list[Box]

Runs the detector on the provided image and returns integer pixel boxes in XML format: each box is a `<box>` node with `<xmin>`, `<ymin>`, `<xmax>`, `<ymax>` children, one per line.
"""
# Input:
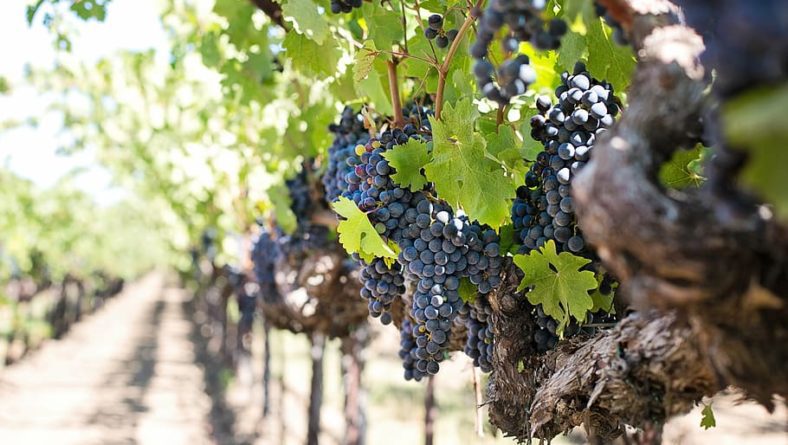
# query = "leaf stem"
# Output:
<box><xmin>496</xmin><ymin>105</ymin><xmax>505</xmax><ymax>127</ymax></box>
<box><xmin>435</xmin><ymin>0</ymin><xmax>484</xmax><ymax>120</ymax></box>
<box><xmin>387</xmin><ymin>59</ymin><xmax>405</xmax><ymax>128</ymax></box>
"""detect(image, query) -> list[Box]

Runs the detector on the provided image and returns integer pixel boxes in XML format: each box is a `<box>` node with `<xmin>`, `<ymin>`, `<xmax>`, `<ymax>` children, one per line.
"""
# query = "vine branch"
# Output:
<box><xmin>387</xmin><ymin>59</ymin><xmax>405</xmax><ymax>128</ymax></box>
<box><xmin>434</xmin><ymin>0</ymin><xmax>484</xmax><ymax>120</ymax></box>
<box><xmin>248</xmin><ymin>0</ymin><xmax>286</xmax><ymax>29</ymax></box>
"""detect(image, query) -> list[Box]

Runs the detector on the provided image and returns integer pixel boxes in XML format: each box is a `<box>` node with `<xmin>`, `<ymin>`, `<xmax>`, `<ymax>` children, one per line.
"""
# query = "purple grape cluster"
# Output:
<box><xmin>329</xmin><ymin>0</ymin><xmax>362</xmax><ymax>14</ymax></box>
<box><xmin>424</xmin><ymin>14</ymin><xmax>459</xmax><ymax>49</ymax></box>
<box><xmin>459</xmin><ymin>296</ymin><xmax>494</xmax><ymax>371</ymax></box>
<box><xmin>513</xmin><ymin>62</ymin><xmax>621</xmax><ymax>255</ymax></box>
<box><xmin>359</xmin><ymin>257</ymin><xmax>406</xmax><ymax>325</ymax></box>
<box><xmin>327</xmin><ymin>102</ymin><xmax>506</xmax><ymax>379</ymax></box>
<box><xmin>251</xmin><ymin>227</ymin><xmax>281</xmax><ymax>304</ymax></box>
<box><xmin>323</xmin><ymin>107</ymin><xmax>369</xmax><ymax>204</ymax></box>
<box><xmin>472</xmin><ymin>0</ymin><xmax>567</xmax><ymax>104</ymax></box>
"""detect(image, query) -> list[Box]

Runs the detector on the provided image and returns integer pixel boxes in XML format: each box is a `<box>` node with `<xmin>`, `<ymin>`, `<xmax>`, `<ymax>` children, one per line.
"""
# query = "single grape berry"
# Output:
<box><xmin>424</xmin><ymin>27</ymin><xmax>438</xmax><ymax>40</ymax></box>
<box><xmin>446</xmin><ymin>29</ymin><xmax>459</xmax><ymax>42</ymax></box>
<box><xmin>428</xmin><ymin>14</ymin><xmax>443</xmax><ymax>31</ymax></box>
<box><xmin>436</xmin><ymin>35</ymin><xmax>449</xmax><ymax>49</ymax></box>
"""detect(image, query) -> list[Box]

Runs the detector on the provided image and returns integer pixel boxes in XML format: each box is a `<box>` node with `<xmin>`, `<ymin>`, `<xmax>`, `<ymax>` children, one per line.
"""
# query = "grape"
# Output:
<box><xmin>428</xmin><ymin>14</ymin><xmax>444</xmax><ymax>30</ymax></box>
<box><xmin>359</xmin><ymin>258</ymin><xmax>406</xmax><ymax>322</ymax></box>
<box><xmin>251</xmin><ymin>226</ymin><xmax>281</xmax><ymax>304</ymax></box>
<box><xmin>512</xmin><ymin>63</ymin><xmax>622</xmax><ymax>257</ymax></box>
<box><xmin>436</xmin><ymin>35</ymin><xmax>449</xmax><ymax>49</ymax></box>
<box><xmin>323</xmin><ymin>107</ymin><xmax>368</xmax><ymax>204</ymax></box>
<box><xmin>424</xmin><ymin>27</ymin><xmax>438</xmax><ymax>40</ymax></box>
<box><xmin>329</xmin><ymin>0</ymin><xmax>363</xmax><ymax>14</ymax></box>
<box><xmin>472</xmin><ymin>0</ymin><xmax>568</xmax><ymax>104</ymax></box>
<box><xmin>459</xmin><ymin>295</ymin><xmax>494</xmax><ymax>372</ymax></box>
<box><xmin>327</xmin><ymin>101</ymin><xmax>508</xmax><ymax>377</ymax></box>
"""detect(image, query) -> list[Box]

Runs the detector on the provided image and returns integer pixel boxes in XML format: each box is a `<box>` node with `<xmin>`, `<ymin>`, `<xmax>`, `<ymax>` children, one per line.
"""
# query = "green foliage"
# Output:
<box><xmin>282</xmin><ymin>0</ymin><xmax>330</xmax><ymax>44</ymax></box>
<box><xmin>659</xmin><ymin>145</ymin><xmax>707</xmax><ymax>189</ymax></box>
<box><xmin>514</xmin><ymin>241</ymin><xmax>598</xmax><ymax>335</ymax></box>
<box><xmin>283</xmin><ymin>32</ymin><xmax>342</xmax><ymax>78</ymax></box>
<box><xmin>382</xmin><ymin>139</ymin><xmax>431</xmax><ymax>191</ymax></box>
<box><xmin>425</xmin><ymin>99</ymin><xmax>518</xmax><ymax>230</ymax></box>
<box><xmin>724</xmin><ymin>84</ymin><xmax>788</xmax><ymax>220</ymax></box>
<box><xmin>700</xmin><ymin>403</ymin><xmax>716</xmax><ymax>430</ymax></box>
<box><xmin>458</xmin><ymin>278</ymin><xmax>477</xmax><ymax>304</ymax></box>
<box><xmin>332</xmin><ymin>197</ymin><xmax>399</xmax><ymax>263</ymax></box>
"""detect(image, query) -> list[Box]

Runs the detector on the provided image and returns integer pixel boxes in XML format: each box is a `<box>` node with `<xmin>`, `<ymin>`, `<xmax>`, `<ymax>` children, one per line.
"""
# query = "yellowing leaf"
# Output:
<box><xmin>332</xmin><ymin>197</ymin><xmax>398</xmax><ymax>263</ymax></box>
<box><xmin>353</xmin><ymin>43</ymin><xmax>379</xmax><ymax>84</ymax></box>
<box><xmin>382</xmin><ymin>139</ymin><xmax>430</xmax><ymax>191</ymax></box>
<box><xmin>514</xmin><ymin>240</ymin><xmax>597</xmax><ymax>335</ymax></box>
<box><xmin>425</xmin><ymin>99</ymin><xmax>517</xmax><ymax>229</ymax></box>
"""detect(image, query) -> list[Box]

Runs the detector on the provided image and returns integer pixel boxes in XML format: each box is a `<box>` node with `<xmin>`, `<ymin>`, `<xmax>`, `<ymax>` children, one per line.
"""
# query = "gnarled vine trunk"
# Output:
<box><xmin>486</xmin><ymin>0</ymin><xmax>788</xmax><ymax>441</ymax></box>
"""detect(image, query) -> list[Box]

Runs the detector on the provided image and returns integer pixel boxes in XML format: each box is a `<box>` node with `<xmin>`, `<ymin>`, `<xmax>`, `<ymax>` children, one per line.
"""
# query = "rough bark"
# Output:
<box><xmin>486</xmin><ymin>0</ymin><xmax>788</xmax><ymax>441</ymax></box>
<box><xmin>264</xmin><ymin>240</ymin><xmax>368</xmax><ymax>338</ymax></box>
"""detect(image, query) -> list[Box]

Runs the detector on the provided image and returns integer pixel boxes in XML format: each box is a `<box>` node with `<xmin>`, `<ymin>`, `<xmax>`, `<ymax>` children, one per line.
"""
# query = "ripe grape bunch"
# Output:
<box><xmin>396</xmin><ymin>195</ymin><xmax>503</xmax><ymax>379</ymax></box>
<box><xmin>326</xmin><ymin>105</ymin><xmax>433</xmax><ymax>326</ymax></box>
<box><xmin>513</xmin><ymin>62</ymin><xmax>621</xmax><ymax>255</ymax></box>
<box><xmin>358</xmin><ymin>256</ymin><xmax>405</xmax><ymax>325</ymax></box>
<box><xmin>336</xmin><ymin>108</ymin><xmax>505</xmax><ymax>379</ymax></box>
<box><xmin>329</xmin><ymin>0</ymin><xmax>362</xmax><ymax>14</ymax></box>
<box><xmin>459</xmin><ymin>295</ymin><xmax>494</xmax><ymax>372</ymax></box>
<box><xmin>323</xmin><ymin>106</ymin><xmax>370</xmax><ymax>204</ymax></box>
<box><xmin>423</xmin><ymin>14</ymin><xmax>459</xmax><ymax>50</ymax></box>
<box><xmin>472</xmin><ymin>0</ymin><xmax>567</xmax><ymax>104</ymax></box>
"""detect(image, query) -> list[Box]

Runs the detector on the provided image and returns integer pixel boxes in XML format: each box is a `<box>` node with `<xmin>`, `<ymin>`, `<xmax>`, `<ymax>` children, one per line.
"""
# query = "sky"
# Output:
<box><xmin>0</xmin><ymin>0</ymin><xmax>169</xmax><ymax>205</ymax></box>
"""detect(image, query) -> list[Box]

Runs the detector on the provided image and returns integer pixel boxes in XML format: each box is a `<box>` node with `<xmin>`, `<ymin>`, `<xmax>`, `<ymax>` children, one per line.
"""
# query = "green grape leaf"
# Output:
<box><xmin>487</xmin><ymin>125</ymin><xmax>526</xmax><ymax>173</ymax></box>
<box><xmin>659</xmin><ymin>145</ymin><xmax>706</xmax><ymax>189</ymax></box>
<box><xmin>556</xmin><ymin>29</ymin><xmax>587</xmax><ymax>74</ymax></box>
<box><xmin>332</xmin><ymin>197</ymin><xmax>398</xmax><ymax>263</ymax></box>
<box><xmin>589</xmin><ymin>274</ymin><xmax>616</xmax><ymax>313</ymax></box>
<box><xmin>519</xmin><ymin>43</ymin><xmax>560</xmax><ymax>91</ymax></box>
<box><xmin>497</xmin><ymin>223</ymin><xmax>518</xmax><ymax>256</ymax></box>
<box><xmin>356</xmin><ymin>57</ymin><xmax>392</xmax><ymax>115</ymax></box>
<box><xmin>354</xmin><ymin>42</ymin><xmax>379</xmax><ymax>84</ymax></box>
<box><xmin>362</xmin><ymin>2</ymin><xmax>404</xmax><ymax>50</ymax></box>
<box><xmin>586</xmin><ymin>17</ymin><xmax>635</xmax><ymax>93</ymax></box>
<box><xmin>519</xmin><ymin>107</ymin><xmax>544</xmax><ymax>161</ymax></box>
<box><xmin>458</xmin><ymin>278</ymin><xmax>477</xmax><ymax>304</ymax></box>
<box><xmin>700</xmin><ymin>403</ymin><xmax>716</xmax><ymax>430</ymax></box>
<box><xmin>382</xmin><ymin>139</ymin><xmax>431</xmax><ymax>191</ymax></box>
<box><xmin>724</xmin><ymin>84</ymin><xmax>788</xmax><ymax>220</ymax></box>
<box><xmin>425</xmin><ymin>99</ymin><xmax>517</xmax><ymax>229</ymax></box>
<box><xmin>282</xmin><ymin>32</ymin><xmax>340</xmax><ymax>77</ymax></box>
<box><xmin>401</xmin><ymin>35</ymin><xmax>439</xmax><ymax>94</ymax></box>
<box><xmin>514</xmin><ymin>240</ymin><xmax>597</xmax><ymax>334</ymax></box>
<box><xmin>282</xmin><ymin>0</ymin><xmax>330</xmax><ymax>44</ymax></box>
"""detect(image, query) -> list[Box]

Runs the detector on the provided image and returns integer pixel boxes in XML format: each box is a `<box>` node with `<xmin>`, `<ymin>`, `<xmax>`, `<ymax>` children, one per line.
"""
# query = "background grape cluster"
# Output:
<box><xmin>472</xmin><ymin>0</ymin><xmax>567</xmax><ymax>104</ymax></box>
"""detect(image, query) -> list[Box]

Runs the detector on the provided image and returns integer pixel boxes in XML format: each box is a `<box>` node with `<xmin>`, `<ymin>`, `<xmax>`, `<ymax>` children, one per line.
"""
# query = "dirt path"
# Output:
<box><xmin>0</xmin><ymin>273</ymin><xmax>215</xmax><ymax>445</ymax></box>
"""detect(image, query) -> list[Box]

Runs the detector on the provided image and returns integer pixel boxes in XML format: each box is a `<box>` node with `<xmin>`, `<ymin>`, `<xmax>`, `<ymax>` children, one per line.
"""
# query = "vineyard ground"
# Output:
<box><xmin>0</xmin><ymin>273</ymin><xmax>784</xmax><ymax>444</ymax></box>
